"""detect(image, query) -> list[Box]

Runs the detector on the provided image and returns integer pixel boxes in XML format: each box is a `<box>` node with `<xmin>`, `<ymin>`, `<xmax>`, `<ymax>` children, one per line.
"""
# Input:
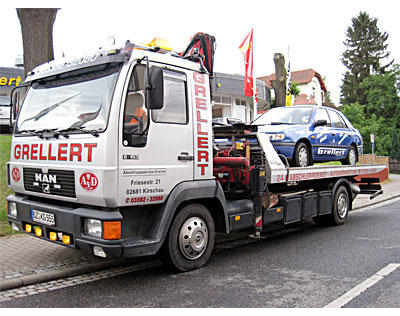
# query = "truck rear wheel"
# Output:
<box><xmin>313</xmin><ymin>185</ymin><xmax>349</xmax><ymax>226</ymax></box>
<box><xmin>159</xmin><ymin>204</ymin><xmax>215</xmax><ymax>272</ymax></box>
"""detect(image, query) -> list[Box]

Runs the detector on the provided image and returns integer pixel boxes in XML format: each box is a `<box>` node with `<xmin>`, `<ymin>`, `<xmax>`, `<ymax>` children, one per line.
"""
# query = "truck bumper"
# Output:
<box><xmin>5</xmin><ymin>194</ymin><xmax>159</xmax><ymax>259</ymax></box>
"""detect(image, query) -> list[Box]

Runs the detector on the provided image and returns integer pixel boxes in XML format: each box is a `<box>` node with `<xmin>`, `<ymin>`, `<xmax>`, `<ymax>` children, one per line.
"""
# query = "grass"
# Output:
<box><xmin>0</xmin><ymin>134</ymin><xmax>17</xmax><ymax>236</ymax></box>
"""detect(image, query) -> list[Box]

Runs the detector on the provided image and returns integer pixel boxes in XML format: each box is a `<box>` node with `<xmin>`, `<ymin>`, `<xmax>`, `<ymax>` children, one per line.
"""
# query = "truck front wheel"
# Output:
<box><xmin>159</xmin><ymin>204</ymin><xmax>215</xmax><ymax>272</ymax></box>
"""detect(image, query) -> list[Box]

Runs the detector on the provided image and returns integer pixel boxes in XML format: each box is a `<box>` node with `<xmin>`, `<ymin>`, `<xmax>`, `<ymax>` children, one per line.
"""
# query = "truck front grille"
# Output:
<box><xmin>23</xmin><ymin>168</ymin><xmax>76</xmax><ymax>198</ymax></box>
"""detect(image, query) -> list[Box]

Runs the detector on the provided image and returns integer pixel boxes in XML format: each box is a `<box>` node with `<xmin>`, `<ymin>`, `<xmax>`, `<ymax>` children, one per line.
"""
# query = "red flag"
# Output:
<box><xmin>239</xmin><ymin>29</ymin><xmax>254</xmax><ymax>97</ymax></box>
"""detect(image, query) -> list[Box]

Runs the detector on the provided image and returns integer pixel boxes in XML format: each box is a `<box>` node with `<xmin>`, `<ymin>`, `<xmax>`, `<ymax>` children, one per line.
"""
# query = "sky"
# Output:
<box><xmin>1</xmin><ymin>0</ymin><xmax>399</xmax><ymax>106</ymax></box>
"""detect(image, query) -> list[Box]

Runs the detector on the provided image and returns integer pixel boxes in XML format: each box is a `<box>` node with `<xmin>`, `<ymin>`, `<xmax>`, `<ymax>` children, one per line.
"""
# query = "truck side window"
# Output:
<box><xmin>123</xmin><ymin>65</ymin><xmax>148</xmax><ymax>143</ymax></box>
<box><xmin>152</xmin><ymin>71</ymin><xmax>187</xmax><ymax>124</ymax></box>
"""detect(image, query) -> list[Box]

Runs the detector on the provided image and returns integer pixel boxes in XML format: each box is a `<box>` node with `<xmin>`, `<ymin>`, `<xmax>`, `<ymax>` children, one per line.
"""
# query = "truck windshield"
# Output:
<box><xmin>253</xmin><ymin>106</ymin><xmax>314</xmax><ymax>125</ymax></box>
<box><xmin>15</xmin><ymin>63</ymin><xmax>121</xmax><ymax>134</ymax></box>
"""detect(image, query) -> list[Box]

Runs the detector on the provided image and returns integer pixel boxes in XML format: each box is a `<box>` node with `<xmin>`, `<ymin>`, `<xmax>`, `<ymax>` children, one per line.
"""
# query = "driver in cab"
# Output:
<box><xmin>124</xmin><ymin>90</ymin><xmax>147</xmax><ymax>133</ymax></box>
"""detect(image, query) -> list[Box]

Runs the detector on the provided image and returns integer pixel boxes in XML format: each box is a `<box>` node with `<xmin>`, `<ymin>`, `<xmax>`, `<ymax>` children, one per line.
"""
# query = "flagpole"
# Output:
<box><xmin>252</xmin><ymin>29</ymin><xmax>257</xmax><ymax>120</ymax></box>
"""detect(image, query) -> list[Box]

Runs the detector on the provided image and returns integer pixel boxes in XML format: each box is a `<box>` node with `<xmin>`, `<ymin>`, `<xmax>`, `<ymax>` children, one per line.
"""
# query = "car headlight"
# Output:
<box><xmin>269</xmin><ymin>133</ymin><xmax>285</xmax><ymax>141</ymax></box>
<box><xmin>8</xmin><ymin>201</ymin><xmax>17</xmax><ymax>217</ymax></box>
<box><xmin>85</xmin><ymin>218</ymin><xmax>102</xmax><ymax>238</ymax></box>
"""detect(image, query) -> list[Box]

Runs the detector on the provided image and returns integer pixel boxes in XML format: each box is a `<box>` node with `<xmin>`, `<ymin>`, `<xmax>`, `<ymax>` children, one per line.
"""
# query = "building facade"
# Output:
<box><xmin>258</xmin><ymin>68</ymin><xmax>327</xmax><ymax>106</ymax></box>
<box><xmin>211</xmin><ymin>72</ymin><xmax>271</xmax><ymax>123</ymax></box>
<box><xmin>0</xmin><ymin>67</ymin><xmax>24</xmax><ymax>100</ymax></box>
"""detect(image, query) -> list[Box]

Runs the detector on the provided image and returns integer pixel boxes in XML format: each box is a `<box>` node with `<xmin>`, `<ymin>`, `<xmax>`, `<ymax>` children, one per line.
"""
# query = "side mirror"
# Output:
<box><xmin>146</xmin><ymin>66</ymin><xmax>164</xmax><ymax>110</ymax></box>
<box><xmin>313</xmin><ymin>119</ymin><xmax>327</xmax><ymax>128</ymax></box>
<box><xmin>9</xmin><ymin>85</ymin><xmax>27</xmax><ymax>132</ymax></box>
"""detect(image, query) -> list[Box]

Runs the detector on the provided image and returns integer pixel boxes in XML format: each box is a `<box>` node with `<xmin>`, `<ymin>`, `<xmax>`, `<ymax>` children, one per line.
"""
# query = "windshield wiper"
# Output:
<box><xmin>15</xmin><ymin>129</ymin><xmax>44</xmax><ymax>138</ymax></box>
<box><xmin>57</xmin><ymin>126</ymin><xmax>99</xmax><ymax>137</ymax></box>
<box><xmin>57</xmin><ymin>105</ymin><xmax>102</xmax><ymax>137</ymax></box>
<box><xmin>15</xmin><ymin>128</ymin><xmax>61</xmax><ymax>139</ymax></box>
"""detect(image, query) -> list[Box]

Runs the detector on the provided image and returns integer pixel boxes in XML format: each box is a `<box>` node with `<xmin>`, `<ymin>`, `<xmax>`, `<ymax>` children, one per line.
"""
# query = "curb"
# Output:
<box><xmin>352</xmin><ymin>194</ymin><xmax>400</xmax><ymax>211</ymax></box>
<box><xmin>1</xmin><ymin>194</ymin><xmax>399</xmax><ymax>293</ymax></box>
<box><xmin>0</xmin><ymin>257</ymin><xmax>131</xmax><ymax>292</ymax></box>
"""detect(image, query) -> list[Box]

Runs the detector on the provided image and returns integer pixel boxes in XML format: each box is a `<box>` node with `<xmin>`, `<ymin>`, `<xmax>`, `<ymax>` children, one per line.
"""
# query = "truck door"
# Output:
<box><xmin>119</xmin><ymin>64</ymin><xmax>194</xmax><ymax>206</ymax></box>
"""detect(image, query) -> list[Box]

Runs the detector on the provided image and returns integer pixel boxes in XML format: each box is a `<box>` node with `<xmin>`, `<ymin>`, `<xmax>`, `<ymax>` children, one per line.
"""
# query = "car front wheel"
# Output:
<box><xmin>293</xmin><ymin>142</ymin><xmax>310</xmax><ymax>167</ymax></box>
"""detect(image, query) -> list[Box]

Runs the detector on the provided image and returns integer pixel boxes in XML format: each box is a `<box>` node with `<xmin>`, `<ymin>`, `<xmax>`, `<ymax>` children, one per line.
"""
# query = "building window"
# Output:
<box><xmin>236</xmin><ymin>98</ymin><xmax>246</xmax><ymax>106</ymax></box>
<box><xmin>221</xmin><ymin>96</ymin><xmax>231</xmax><ymax>104</ymax></box>
<box><xmin>212</xmin><ymin>95</ymin><xmax>221</xmax><ymax>103</ymax></box>
<box><xmin>213</xmin><ymin>95</ymin><xmax>231</xmax><ymax>105</ymax></box>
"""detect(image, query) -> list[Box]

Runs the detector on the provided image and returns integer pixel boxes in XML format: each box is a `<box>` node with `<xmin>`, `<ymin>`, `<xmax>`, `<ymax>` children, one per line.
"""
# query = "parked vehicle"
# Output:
<box><xmin>252</xmin><ymin>105</ymin><xmax>362</xmax><ymax>167</ymax></box>
<box><xmin>0</xmin><ymin>96</ymin><xmax>10</xmax><ymax>130</ymax></box>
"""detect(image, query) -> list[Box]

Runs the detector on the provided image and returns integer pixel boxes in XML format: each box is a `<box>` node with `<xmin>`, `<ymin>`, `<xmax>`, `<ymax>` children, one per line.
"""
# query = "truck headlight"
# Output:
<box><xmin>8</xmin><ymin>201</ymin><xmax>17</xmax><ymax>217</ymax></box>
<box><xmin>269</xmin><ymin>133</ymin><xmax>285</xmax><ymax>141</ymax></box>
<box><xmin>85</xmin><ymin>218</ymin><xmax>102</xmax><ymax>238</ymax></box>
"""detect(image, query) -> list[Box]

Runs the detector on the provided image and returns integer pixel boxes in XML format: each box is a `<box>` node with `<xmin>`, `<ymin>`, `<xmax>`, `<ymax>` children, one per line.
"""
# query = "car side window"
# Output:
<box><xmin>338</xmin><ymin>113</ymin><xmax>348</xmax><ymax>128</ymax></box>
<box><xmin>314</xmin><ymin>108</ymin><xmax>331</xmax><ymax>127</ymax></box>
<box><xmin>328</xmin><ymin>110</ymin><xmax>346</xmax><ymax>129</ymax></box>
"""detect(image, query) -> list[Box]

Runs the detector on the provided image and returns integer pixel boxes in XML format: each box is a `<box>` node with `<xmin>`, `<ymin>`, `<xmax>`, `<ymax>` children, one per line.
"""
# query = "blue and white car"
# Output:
<box><xmin>252</xmin><ymin>105</ymin><xmax>362</xmax><ymax>167</ymax></box>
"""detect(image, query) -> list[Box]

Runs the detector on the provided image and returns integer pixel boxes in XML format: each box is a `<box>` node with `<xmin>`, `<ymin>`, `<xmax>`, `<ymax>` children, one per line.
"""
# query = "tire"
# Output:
<box><xmin>159</xmin><ymin>204</ymin><xmax>215</xmax><ymax>272</ymax></box>
<box><xmin>330</xmin><ymin>185</ymin><xmax>350</xmax><ymax>225</ymax></box>
<box><xmin>343</xmin><ymin>145</ymin><xmax>357</xmax><ymax>165</ymax></box>
<box><xmin>293</xmin><ymin>142</ymin><xmax>310</xmax><ymax>167</ymax></box>
<box><xmin>314</xmin><ymin>186</ymin><xmax>349</xmax><ymax>226</ymax></box>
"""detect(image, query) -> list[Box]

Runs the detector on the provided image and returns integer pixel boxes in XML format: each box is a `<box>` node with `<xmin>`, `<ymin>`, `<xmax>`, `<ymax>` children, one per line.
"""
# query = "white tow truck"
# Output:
<box><xmin>6</xmin><ymin>40</ymin><xmax>385</xmax><ymax>271</ymax></box>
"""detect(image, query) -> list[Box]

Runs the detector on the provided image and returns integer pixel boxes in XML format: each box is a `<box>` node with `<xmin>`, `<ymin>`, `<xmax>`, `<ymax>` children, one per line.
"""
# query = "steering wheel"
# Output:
<box><xmin>124</xmin><ymin>114</ymin><xmax>144</xmax><ymax>134</ymax></box>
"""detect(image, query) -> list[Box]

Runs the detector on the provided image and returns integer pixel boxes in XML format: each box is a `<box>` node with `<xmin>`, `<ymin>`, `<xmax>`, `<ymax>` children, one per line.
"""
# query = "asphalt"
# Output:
<box><xmin>1</xmin><ymin>174</ymin><xmax>399</xmax><ymax>292</ymax></box>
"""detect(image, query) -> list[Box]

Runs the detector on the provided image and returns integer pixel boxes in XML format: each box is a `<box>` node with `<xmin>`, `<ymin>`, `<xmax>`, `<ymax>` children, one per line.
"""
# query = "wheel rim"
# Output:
<box><xmin>337</xmin><ymin>193</ymin><xmax>348</xmax><ymax>219</ymax></box>
<box><xmin>298</xmin><ymin>147</ymin><xmax>309</xmax><ymax>167</ymax></box>
<box><xmin>349</xmin><ymin>148</ymin><xmax>356</xmax><ymax>165</ymax></box>
<box><xmin>178</xmin><ymin>217</ymin><xmax>208</xmax><ymax>260</ymax></box>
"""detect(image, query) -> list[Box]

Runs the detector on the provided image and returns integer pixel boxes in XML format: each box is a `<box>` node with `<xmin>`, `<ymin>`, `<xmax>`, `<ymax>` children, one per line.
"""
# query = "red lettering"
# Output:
<box><xmin>197</xmin><ymin>123</ymin><xmax>207</xmax><ymax>135</ymax></box>
<box><xmin>58</xmin><ymin>143</ymin><xmax>68</xmax><ymax>161</ymax></box>
<box><xmin>194</xmin><ymin>84</ymin><xmax>206</xmax><ymax>97</ymax></box>
<box><xmin>193</xmin><ymin>72</ymin><xmax>205</xmax><ymax>84</ymax></box>
<box><xmin>30</xmin><ymin>144</ymin><xmax>38</xmax><ymax>160</ymax></box>
<box><xmin>48</xmin><ymin>144</ymin><xmax>57</xmax><ymax>160</ymax></box>
<box><xmin>196</xmin><ymin>98</ymin><xmax>207</xmax><ymax>110</ymax></box>
<box><xmin>198</xmin><ymin>150</ymin><xmax>209</xmax><ymax>162</ymax></box>
<box><xmin>70</xmin><ymin>143</ymin><xmax>82</xmax><ymax>162</ymax></box>
<box><xmin>84</xmin><ymin>143</ymin><xmax>97</xmax><ymax>162</ymax></box>
<box><xmin>22</xmin><ymin>144</ymin><xmax>29</xmax><ymax>159</ymax></box>
<box><xmin>39</xmin><ymin>144</ymin><xmax>46</xmax><ymax>160</ymax></box>
<box><xmin>194</xmin><ymin>85</ymin><xmax>206</xmax><ymax>97</ymax></box>
<box><xmin>197</xmin><ymin>110</ymin><xmax>207</xmax><ymax>123</ymax></box>
<box><xmin>198</xmin><ymin>164</ymin><xmax>208</xmax><ymax>176</ymax></box>
<box><xmin>14</xmin><ymin>145</ymin><xmax>21</xmax><ymax>159</ymax></box>
<box><xmin>197</xmin><ymin>137</ymin><xmax>208</xmax><ymax>149</ymax></box>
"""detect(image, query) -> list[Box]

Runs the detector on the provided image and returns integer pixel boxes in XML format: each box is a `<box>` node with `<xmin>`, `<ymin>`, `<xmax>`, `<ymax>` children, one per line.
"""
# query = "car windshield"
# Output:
<box><xmin>16</xmin><ymin>63</ymin><xmax>121</xmax><ymax>133</ymax></box>
<box><xmin>253</xmin><ymin>106</ymin><xmax>314</xmax><ymax>125</ymax></box>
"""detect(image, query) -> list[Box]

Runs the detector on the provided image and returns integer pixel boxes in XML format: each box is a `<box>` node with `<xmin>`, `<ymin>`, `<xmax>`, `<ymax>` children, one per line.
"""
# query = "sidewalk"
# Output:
<box><xmin>1</xmin><ymin>174</ymin><xmax>399</xmax><ymax>291</ymax></box>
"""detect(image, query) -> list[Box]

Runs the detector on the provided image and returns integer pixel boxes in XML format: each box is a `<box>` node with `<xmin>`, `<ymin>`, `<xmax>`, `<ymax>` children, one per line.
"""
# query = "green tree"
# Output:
<box><xmin>290</xmin><ymin>81</ymin><xmax>300</xmax><ymax>97</ymax></box>
<box><xmin>360</xmin><ymin>65</ymin><xmax>400</xmax><ymax>127</ymax></box>
<box><xmin>342</xmin><ymin>102</ymin><xmax>392</xmax><ymax>156</ymax></box>
<box><xmin>390</xmin><ymin>128</ymin><xmax>400</xmax><ymax>160</ymax></box>
<box><xmin>340</xmin><ymin>11</ymin><xmax>393</xmax><ymax>105</ymax></box>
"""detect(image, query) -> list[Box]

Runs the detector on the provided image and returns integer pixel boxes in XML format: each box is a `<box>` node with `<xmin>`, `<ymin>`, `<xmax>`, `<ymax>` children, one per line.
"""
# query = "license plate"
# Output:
<box><xmin>31</xmin><ymin>209</ymin><xmax>55</xmax><ymax>226</ymax></box>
